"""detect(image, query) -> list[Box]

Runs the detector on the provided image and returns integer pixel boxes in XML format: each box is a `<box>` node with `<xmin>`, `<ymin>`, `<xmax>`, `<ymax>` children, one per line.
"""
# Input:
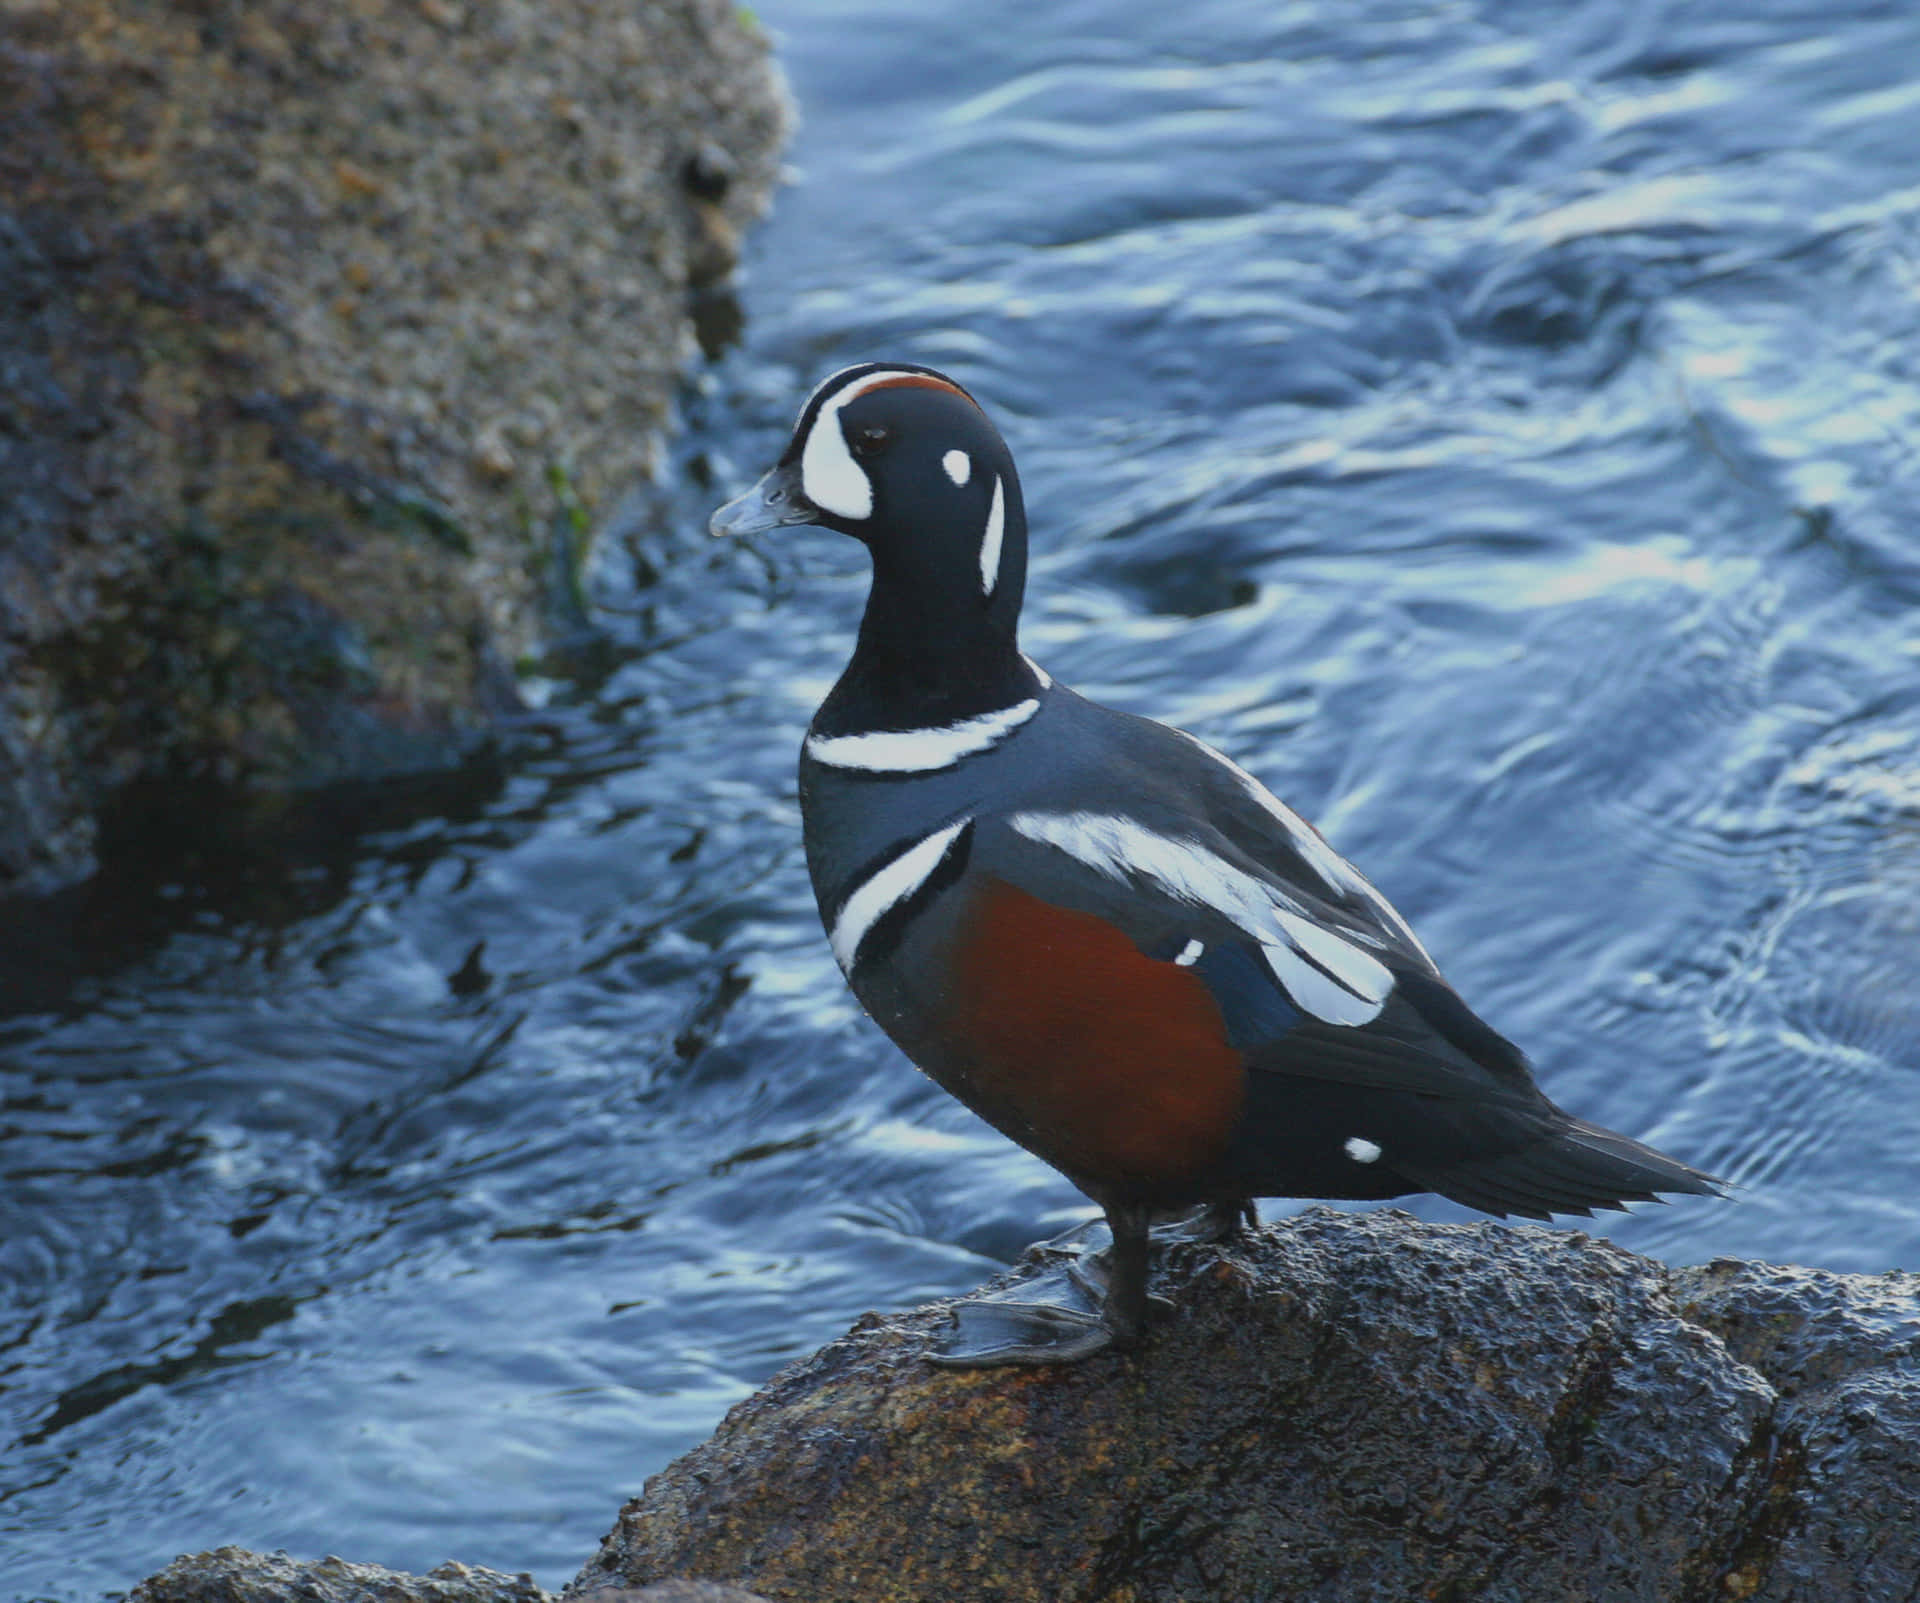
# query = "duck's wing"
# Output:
<box><xmin>973</xmin><ymin>706</ymin><xmax>1721</xmax><ymax>1212</ymax></box>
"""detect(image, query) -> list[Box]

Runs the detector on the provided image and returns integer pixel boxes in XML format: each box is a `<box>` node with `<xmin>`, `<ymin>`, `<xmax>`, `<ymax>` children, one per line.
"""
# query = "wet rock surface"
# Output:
<box><xmin>127</xmin><ymin>1550</ymin><xmax>554</xmax><ymax>1603</ymax></box>
<box><xmin>127</xmin><ymin>1548</ymin><xmax>775</xmax><ymax>1603</ymax></box>
<box><xmin>0</xmin><ymin>0</ymin><xmax>787</xmax><ymax>896</ymax></box>
<box><xmin>571</xmin><ymin>1208</ymin><xmax>1920</xmax><ymax>1603</ymax></box>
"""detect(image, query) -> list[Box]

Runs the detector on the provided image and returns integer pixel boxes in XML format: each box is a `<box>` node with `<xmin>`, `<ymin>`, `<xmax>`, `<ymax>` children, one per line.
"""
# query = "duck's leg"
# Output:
<box><xmin>928</xmin><ymin>1202</ymin><xmax>1158</xmax><ymax>1368</ymax></box>
<box><xmin>1151</xmin><ymin>1196</ymin><xmax>1257</xmax><ymax>1246</ymax></box>
<box><xmin>1098</xmin><ymin>1203</ymin><xmax>1152</xmax><ymax>1350</ymax></box>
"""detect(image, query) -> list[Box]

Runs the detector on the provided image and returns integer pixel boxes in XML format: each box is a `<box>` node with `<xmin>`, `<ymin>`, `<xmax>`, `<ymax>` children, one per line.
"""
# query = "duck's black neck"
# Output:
<box><xmin>814</xmin><ymin>554</ymin><xmax>1040</xmax><ymax>737</ymax></box>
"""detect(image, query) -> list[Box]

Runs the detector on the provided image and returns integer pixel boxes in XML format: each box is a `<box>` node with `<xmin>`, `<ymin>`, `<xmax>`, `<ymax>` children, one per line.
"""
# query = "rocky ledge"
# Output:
<box><xmin>123</xmin><ymin>1211</ymin><xmax>1920</xmax><ymax>1603</ymax></box>
<box><xmin>125</xmin><ymin>1549</ymin><xmax>770</xmax><ymax>1603</ymax></box>
<box><xmin>0</xmin><ymin>0</ymin><xmax>787</xmax><ymax>896</ymax></box>
<box><xmin>571</xmin><ymin>1208</ymin><xmax>1920</xmax><ymax>1603</ymax></box>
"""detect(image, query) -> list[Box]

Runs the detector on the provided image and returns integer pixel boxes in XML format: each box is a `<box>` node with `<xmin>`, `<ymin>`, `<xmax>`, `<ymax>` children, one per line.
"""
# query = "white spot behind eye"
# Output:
<box><xmin>979</xmin><ymin>475</ymin><xmax>1005</xmax><ymax>596</ymax></box>
<box><xmin>942</xmin><ymin>450</ymin><xmax>971</xmax><ymax>487</ymax></box>
<box><xmin>1345</xmin><ymin>1136</ymin><xmax>1383</xmax><ymax>1164</ymax></box>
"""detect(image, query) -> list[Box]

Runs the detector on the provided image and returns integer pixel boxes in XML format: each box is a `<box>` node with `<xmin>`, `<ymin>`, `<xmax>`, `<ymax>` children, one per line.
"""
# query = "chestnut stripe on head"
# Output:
<box><xmin>861</xmin><ymin>373</ymin><xmax>974</xmax><ymax>399</ymax></box>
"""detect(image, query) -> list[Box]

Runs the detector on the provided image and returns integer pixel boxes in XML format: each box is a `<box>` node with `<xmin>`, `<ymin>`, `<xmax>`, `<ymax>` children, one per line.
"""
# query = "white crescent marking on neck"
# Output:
<box><xmin>806</xmin><ymin>697</ymin><xmax>1040</xmax><ymax>774</ymax></box>
<box><xmin>829</xmin><ymin>819</ymin><xmax>970</xmax><ymax>972</ymax></box>
<box><xmin>979</xmin><ymin>475</ymin><xmax>1005</xmax><ymax>597</ymax></box>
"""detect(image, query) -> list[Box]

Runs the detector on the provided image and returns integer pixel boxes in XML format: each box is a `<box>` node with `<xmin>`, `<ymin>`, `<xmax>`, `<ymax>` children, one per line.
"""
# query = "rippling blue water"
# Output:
<box><xmin>7</xmin><ymin>1</ymin><xmax>1920</xmax><ymax>1595</ymax></box>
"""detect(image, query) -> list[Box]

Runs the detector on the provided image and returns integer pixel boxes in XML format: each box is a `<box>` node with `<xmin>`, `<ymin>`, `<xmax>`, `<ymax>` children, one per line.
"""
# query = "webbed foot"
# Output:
<box><xmin>928</xmin><ymin>1204</ymin><xmax>1170</xmax><ymax>1368</ymax></box>
<box><xmin>928</xmin><ymin>1297</ymin><xmax>1118</xmax><ymax>1367</ymax></box>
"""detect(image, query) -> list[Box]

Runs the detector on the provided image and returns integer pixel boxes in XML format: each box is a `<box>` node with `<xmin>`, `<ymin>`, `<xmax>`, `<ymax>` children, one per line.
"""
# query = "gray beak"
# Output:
<box><xmin>709</xmin><ymin>461</ymin><xmax>819</xmax><ymax>537</ymax></box>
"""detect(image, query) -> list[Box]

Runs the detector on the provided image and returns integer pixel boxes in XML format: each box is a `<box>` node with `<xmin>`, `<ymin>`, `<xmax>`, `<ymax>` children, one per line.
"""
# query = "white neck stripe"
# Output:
<box><xmin>979</xmin><ymin>475</ymin><xmax>1005</xmax><ymax>597</ymax></box>
<box><xmin>829</xmin><ymin>819</ymin><xmax>970</xmax><ymax>971</ymax></box>
<box><xmin>806</xmin><ymin>697</ymin><xmax>1040</xmax><ymax>774</ymax></box>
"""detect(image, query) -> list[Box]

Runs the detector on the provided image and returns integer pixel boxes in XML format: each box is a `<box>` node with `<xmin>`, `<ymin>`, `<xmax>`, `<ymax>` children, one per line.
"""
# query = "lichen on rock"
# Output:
<box><xmin>0</xmin><ymin>0</ymin><xmax>789</xmax><ymax>896</ymax></box>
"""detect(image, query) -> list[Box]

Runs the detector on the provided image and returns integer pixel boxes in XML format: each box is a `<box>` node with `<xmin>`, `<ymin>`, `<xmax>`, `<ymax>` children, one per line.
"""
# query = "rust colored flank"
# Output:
<box><xmin>944</xmin><ymin>878</ymin><xmax>1246</xmax><ymax>1193</ymax></box>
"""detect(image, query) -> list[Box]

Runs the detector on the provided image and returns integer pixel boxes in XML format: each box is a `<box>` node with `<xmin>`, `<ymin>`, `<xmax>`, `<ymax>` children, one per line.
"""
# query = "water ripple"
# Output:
<box><xmin>9</xmin><ymin>0</ymin><xmax>1920</xmax><ymax>1594</ymax></box>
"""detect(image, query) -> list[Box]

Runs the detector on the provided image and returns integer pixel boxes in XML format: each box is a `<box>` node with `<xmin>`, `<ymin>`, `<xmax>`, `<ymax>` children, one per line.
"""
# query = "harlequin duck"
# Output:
<box><xmin>711</xmin><ymin>362</ymin><xmax>1722</xmax><ymax>1366</ymax></box>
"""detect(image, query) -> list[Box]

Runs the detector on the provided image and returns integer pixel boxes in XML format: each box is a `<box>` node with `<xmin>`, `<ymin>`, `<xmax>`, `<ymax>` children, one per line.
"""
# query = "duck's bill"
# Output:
<box><xmin>709</xmin><ymin>462</ymin><xmax>819</xmax><ymax>537</ymax></box>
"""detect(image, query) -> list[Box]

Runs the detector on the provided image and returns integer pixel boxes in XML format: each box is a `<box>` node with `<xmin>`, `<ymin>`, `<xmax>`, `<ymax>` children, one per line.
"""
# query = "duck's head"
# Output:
<box><xmin>711</xmin><ymin>363</ymin><xmax>1029</xmax><ymax>633</ymax></box>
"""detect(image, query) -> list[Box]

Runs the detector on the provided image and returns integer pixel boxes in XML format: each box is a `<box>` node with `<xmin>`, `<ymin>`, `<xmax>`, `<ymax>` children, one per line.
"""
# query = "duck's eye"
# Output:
<box><xmin>850</xmin><ymin>425</ymin><xmax>892</xmax><ymax>459</ymax></box>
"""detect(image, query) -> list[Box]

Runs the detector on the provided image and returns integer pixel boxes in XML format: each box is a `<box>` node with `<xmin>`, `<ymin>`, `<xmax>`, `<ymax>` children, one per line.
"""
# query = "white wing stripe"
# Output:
<box><xmin>806</xmin><ymin>698</ymin><xmax>1039</xmax><ymax>773</ymax></box>
<box><xmin>829</xmin><ymin>820</ymin><xmax>970</xmax><ymax>972</ymax></box>
<box><xmin>1260</xmin><ymin>941</ymin><xmax>1384</xmax><ymax>1028</ymax></box>
<box><xmin>1185</xmin><ymin>733</ymin><xmax>1435</xmax><ymax>967</ymax></box>
<box><xmin>1272</xmin><ymin>909</ymin><xmax>1393</xmax><ymax>1004</ymax></box>
<box><xmin>1008</xmin><ymin>812</ymin><xmax>1278</xmax><ymax>928</ymax></box>
<box><xmin>1007</xmin><ymin>810</ymin><xmax>1391</xmax><ymax>1026</ymax></box>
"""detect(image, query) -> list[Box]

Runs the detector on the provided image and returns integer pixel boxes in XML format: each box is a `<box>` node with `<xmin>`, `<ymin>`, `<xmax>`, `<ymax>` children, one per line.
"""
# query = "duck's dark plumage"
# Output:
<box><xmin>712</xmin><ymin>362</ymin><xmax>1721</xmax><ymax>1364</ymax></box>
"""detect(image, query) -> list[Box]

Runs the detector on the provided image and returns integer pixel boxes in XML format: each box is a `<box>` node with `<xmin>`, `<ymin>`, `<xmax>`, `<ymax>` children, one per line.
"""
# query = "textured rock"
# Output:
<box><xmin>571</xmin><ymin>1208</ymin><xmax>1920</xmax><ymax>1603</ymax></box>
<box><xmin>128</xmin><ymin>1549</ymin><xmax>552</xmax><ymax>1603</ymax></box>
<box><xmin>0</xmin><ymin>0</ymin><xmax>788</xmax><ymax>895</ymax></box>
<box><xmin>127</xmin><ymin>1550</ymin><xmax>774</xmax><ymax>1603</ymax></box>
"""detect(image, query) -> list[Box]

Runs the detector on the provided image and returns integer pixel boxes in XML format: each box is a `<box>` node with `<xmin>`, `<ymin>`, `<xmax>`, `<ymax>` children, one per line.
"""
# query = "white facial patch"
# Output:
<box><xmin>805</xmin><ymin>697</ymin><xmax>1039</xmax><ymax>774</ymax></box>
<box><xmin>979</xmin><ymin>475</ymin><xmax>1005</xmax><ymax>597</ymax></box>
<box><xmin>942</xmin><ymin>450</ymin><xmax>971</xmax><ymax>486</ymax></box>
<box><xmin>1006</xmin><ymin>810</ymin><xmax>1393</xmax><ymax>1028</ymax></box>
<box><xmin>797</xmin><ymin>368</ymin><xmax>938</xmax><ymax>521</ymax></box>
<box><xmin>1345</xmin><ymin>1136</ymin><xmax>1383</xmax><ymax>1164</ymax></box>
<box><xmin>829</xmin><ymin>819</ymin><xmax>970</xmax><ymax>972</ymax></box>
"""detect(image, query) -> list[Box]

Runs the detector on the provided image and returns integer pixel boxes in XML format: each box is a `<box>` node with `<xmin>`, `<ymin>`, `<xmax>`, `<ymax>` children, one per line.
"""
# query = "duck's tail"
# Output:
<box><xmin>1409</xmin><ymin>1113</ymin><xmax>1726</xmax><ymax>1221</ymax></box>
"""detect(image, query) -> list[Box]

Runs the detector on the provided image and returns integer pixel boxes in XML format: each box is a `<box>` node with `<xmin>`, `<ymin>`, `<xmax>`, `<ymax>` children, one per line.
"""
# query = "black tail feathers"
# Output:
<box><xmin>1408</xmin><ymin>1114</ymin><xmax>1725</xmax><ymax>1223</ymax></box>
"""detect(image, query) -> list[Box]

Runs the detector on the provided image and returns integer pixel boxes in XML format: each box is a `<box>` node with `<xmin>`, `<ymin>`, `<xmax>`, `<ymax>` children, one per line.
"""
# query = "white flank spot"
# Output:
<box><xmin>979</xmin><ymin>475</ymin><xmax>1006</xmax><ymax>597</ymax></box>
<box><xmin>1173</xmin><ymin>939</ymin><xmax>1204</xmax><ymax>967</ymax></box>
<box><xmin>798</xmin><ymin>369</ymin><xmax>924</xmax><ymax>520</ymax></box>
<box><xmin>1008</xmin><ymin>810</ymin><xmax>1395</xmax><ymax>1027</ymax></box>
<box><xmin>829</xmin><ymin>820</ymin><xmax>969</xmax><ymax>972</ymax></box>
<box><xmin>942</xmin><ymin>449</ymin><xmax>971</xmax><ymax>486</ymax></box>
<box><xmin>806</xmin><ymin>698</ymin><xmax>1039</xmax><ymax>774</ymax></box>
<box><xmin>1345</xmin><ymin>1136</ymin><xmax>1383</xmax><ymax>1164</ymax></box>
